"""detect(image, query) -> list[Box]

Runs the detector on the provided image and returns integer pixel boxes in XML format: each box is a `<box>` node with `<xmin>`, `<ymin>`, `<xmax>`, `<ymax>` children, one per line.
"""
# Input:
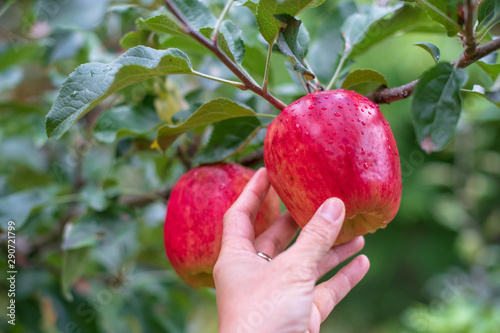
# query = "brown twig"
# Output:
<box><xmin>462</xmin><ymin>0</ymin><xmax>477</xmax><ymax>56</ymax></box>
<box><xmin>456</xmin><ymin>36</ymin><xmax>500</xmax><ymax>67</ymax></box>
<box><xmin>164</xmin><ymin>0</ymin><xmax>287</xmax><ymax>111</ymax></box>
<box><xmin>368</xmin><ymin>37</ymin><xmax>500</xmax><ymax>104</ymax></box>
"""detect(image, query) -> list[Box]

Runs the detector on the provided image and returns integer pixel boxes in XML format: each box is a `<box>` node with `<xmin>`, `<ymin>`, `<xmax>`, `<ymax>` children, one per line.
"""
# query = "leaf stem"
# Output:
<box><xmin>192</xmin><ymin>70</ymin><xmax>248</xmax><ymax>90</ymax></box>
<box><xmin>262</xmin><ymin>40</ymin><xmax>275</xmax><ymax>94</ymax></box>
<box><xmin>368</xmin><ymin>37</ymin><xmax>500</xmax><ymax>104</ymax></box>
<box><xmin>212</xmin><ymin>0</ymin><xmax>235</xmax><ymax>43</ymax></box>
<box><xmin>418</xmin><ymin>0</ymin><xmax>465</xmax><ymax>35</ymax></box>
<box><xmin>325</xmin><ymin>51</ymin><xmax>349</xmax><ymax>91</ymax></box>
<box><xmin>297</xmin><ymin>71</ymin><xmax>309</xmax><ymax>93</ymax></box>
<box><xmin>165</xmin><ymin>0</ymin><xmax>287</xmax><ymax>111</ymax></box>
<box><xmin>477</xmin><ymin>13</ymin><xmax>500</xmax><ymax>42</ymax></box>
<box><xmin>227</xmin><ymin>124</ymin><xmax>267</xmax><ymax>160</ymax></box>
<box><xmin>254</xmin><ymin>113</ymin><xmax>277</xmax><ymax>119</ymax></box>
<box><xmin>304</xmin><ymin>58</ymin><xmax>321</xmax><ymax>90</ymax></box>
<box><xmin>47</xmin><ymin>194</ymin><xmax>83</xmax><ymax>206</ymax></box>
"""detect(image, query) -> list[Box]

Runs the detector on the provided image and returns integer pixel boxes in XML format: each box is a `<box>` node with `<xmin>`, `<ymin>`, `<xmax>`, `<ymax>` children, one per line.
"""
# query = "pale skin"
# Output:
<box><xmin>214</xmin><ymin>168</ymin><xmax>370</xmax><ymax>333</ymax></box>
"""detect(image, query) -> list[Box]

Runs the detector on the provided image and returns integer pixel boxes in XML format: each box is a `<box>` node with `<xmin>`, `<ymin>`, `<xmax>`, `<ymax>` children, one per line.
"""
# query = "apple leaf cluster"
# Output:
<box><xmin>45</xmin><ymin>0</ymin><xmax>500</xmax><ymax>156</ymax></box>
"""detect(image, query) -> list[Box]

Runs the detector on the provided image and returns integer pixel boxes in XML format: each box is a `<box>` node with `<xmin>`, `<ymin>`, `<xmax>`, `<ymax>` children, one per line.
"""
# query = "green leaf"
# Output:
<box><xmin>194</xmin><ymin>117</ymin><xmax>262</xmax><ymax>164</ymax></box>
<box><xmin>478</xmin><ymin>0</ymin><xmax>500</xmax><ymax>28</ymax></box>
<box><xmin>173</xmin><ymin>0</ymin><xmax>216</xmax><ymax>30</ymax></box>
<box><xmin>461</xmin><ymin>89</ymin><xmax>500</xmax><ymax>108</ymax></box>
<box><xmin>0</xmin><ymin>189</ymin><xmax>49</xmax><ymax>230</ymax></box>
<box><xmin>414</xmin><ymin>42</ymin><xmax>441</xmax><ymax>63</ymax></box>
<box><xmin>341</xmin><ymin>69</ymin><xmax>388</xmax><ymax>90</ymax></box>
<box><xmin>119</xmin><ymin>30</ymin><xmax>152</xmax><ymax>49</ymax></box>
<box><xmin>477</xmin><ymin>77</ymin><xmax>500</xmax><ymax>108</ymax></box>
<box><xmin>277</xmin><ymin>0</ymin><xmax>326</xmax><ymax>18</ymax></box>
<box><xmin>61</xmin><ymin>247</ymin><xmax>92</xmax><ymax>301</ymax></box>
<box><xmin>307</xmin><ymin>2</ymin><xmax>356</xmax><ymax>83</ymax></box>
<box><xmin>94</xmin><ymin>105</ymin><xmax>159</xmax><ymax>143</ymax></box>
<box><xmin>220</xmin><ymin>21</ymin><xmax>246</xmax><ymax>64</ymax></box>
<box><xmin>156</xmin><ymin>98</ymin><xmax>257</xmax><ymax>151</ymax></box>
<box><xmin>275</xmin><ymin>14</ymin><xmax>314</xmax><ymax>81</ymax></box>
<box><xmin>411</xmin><ymin>63</ymin><xmax>468</xmax><ymax>153</ymax></box>
<box><xmin>349</xmin><ymin>4</ymin><xmax>428</xmax><ymax>57</ymax></box>
<box><xmin>81</xmin><ymin>184</ymin><xmax>109</xmax><ymax>211</ymax></box>
<box><xmin>136</xmin><ymin>13</ymin><xmax>189</xmax><ymax>38</ymax></box>
<box><xmin>199</xmin><ymin>24</ymin><xmax>245</xmax><ymax>64</ymax></box>
<box><xmin>256</xmin><ymin>0</ymin><xmax>325</xmax><ymax>43</ymax></box>
<box><xmin>476</xmin><ymin>61</ymin><xmax>500</xmax><ymax>81</ymax></box>
<box><xmin>417</xmin><ymin>0</ymin><xmax>460</xmax><ymax>37</ymax></box>
<box><xmin>341</xmin><ymin>3</ymin><xmax>403</xmax><ymax>53</ymax></box>
<box><xmin>62</xmin><ymin>221</ymin><xmax>102</xmax><ymax>250</ymax></box>
<box><xmin>0</xmin><ymin>42</ymin><xmax>43</xmax><ymax>72</ymax></box>
<box><xmin>138</xmin><ymin>13</ymin><xmax>245</xmax><ymax>64</ymax></box>
<box><xmin>257</xmin><ymin>0</ymin><xmax>280</xmax><ymax>43</ymax></box>
<box><xmin>235</xmin><ymin>0</ymin><xmax>258</xmax><ymax>14</ymax></box>
<box><xmin>46</xmin><ymin>46</ymin><xmax>193</xmax><ymax>139</ymax></box>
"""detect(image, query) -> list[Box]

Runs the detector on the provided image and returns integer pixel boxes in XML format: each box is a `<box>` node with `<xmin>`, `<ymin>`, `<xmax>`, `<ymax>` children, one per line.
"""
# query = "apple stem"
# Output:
<box><xmin>164</xmin><ymin>0</ymin><xmax>287</xmax><ymax>111</ymax></box>
<box><xmin>303</xmin><ymin>58</ymin><xmax>322</xmax><ymax>91</ymax></box>
<box><xmin>226</xmin><ymin>124</ymin><xmax>267</xmax><ymax>160</ymax></box>
<box><xmin>297</xmin><ymin>71</ymin><xmax>310</xmax><ymax>94</ymax></box>
<box><xmin>325</xmin><ymin>52</ymin><xmax>349</xmax><ymax>91</ymax></box>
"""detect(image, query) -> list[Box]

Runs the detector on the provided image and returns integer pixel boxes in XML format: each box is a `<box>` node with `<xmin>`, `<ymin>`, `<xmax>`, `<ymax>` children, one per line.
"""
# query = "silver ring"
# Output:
<box><xmin>257</xmin><ymin>252</ymin><xmax>272</xmax><ymax>262</ymax></box>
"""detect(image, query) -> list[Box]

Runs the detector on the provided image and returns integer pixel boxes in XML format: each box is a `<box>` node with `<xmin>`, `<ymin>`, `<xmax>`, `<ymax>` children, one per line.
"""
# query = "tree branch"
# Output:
<box><xmin>164</xmin><ymin>0</ymin><xmax>286</xmax><ymax>111</ymax></box>
<box><xmin>368</xmin><ymin>37</ymin><xmax>500</xmax><ymax>104</ymax></box>
<box><xmin>462</xmin><ymin>0</ymin><xmax>477</xmax><ymax>56</ymax></box>
<box><xmin>456</xmin><ymin>37</ymin><xmax>500</xmax><ymax>67</ymax></box>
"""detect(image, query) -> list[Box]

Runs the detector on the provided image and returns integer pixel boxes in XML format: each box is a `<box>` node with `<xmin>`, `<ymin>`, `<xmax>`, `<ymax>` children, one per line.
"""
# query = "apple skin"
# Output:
<box><xmin>164</xmin><ymin>163</ymin><xmax>280</xmax><ymax>288</ymax></box>
<box><xmin>264</xmin><ymin>89</ymin><xmax>401</xmax><ymax>245</ymax></box>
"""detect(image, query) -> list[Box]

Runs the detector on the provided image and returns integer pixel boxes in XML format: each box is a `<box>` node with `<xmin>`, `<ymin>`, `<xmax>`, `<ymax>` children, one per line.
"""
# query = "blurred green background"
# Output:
<box><xmin>1</xmin><ymin>0</ymin><xmax>499</xmax><ymax>332</ymax></box>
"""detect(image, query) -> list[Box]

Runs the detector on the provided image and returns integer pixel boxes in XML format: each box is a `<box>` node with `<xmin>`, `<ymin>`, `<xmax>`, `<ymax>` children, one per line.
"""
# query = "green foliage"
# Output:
<box><xmin>414</xmin><ymin>41</ymin><xmax>441</xmax><ymax>63</ymax></box>
<box><xmin>156</xmin><ymin>98</ymin><xmax>258</xmax><ymax>150</ymax></box>
<box><xmin>275</xmin><ymin>14</ymin><xmax>314</xmax><ymax>81</ymax></box>
<box><xmin>1</xmin><ymin>0</ymin><xmax>500</xmax><ymax>332</ymax></box>
<box><xmin>46</xmin><ymin>47</ymin><xmax>194</xmax><ymax>139</ymax></box>
<box><xmin>411</xmin><ymin>63</ymin><xmax>468</xmax><ymax>153</ymax></box>
<box><xmin>340</xmin><ymin>69</ymin><xmax>388</xmax><ymax>90</ymax></box>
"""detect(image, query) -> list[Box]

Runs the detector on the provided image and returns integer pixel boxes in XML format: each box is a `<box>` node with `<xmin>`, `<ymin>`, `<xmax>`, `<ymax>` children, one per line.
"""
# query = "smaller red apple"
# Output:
<box><xmin>164</xmin><ymin>163</ymin><xmax>280</xmax><ymax>288</ymax></box>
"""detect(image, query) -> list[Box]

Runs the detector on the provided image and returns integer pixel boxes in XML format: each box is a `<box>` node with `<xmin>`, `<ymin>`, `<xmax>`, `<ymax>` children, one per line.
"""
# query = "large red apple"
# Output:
<box><xmin>164</xmin><ymin>163</ymin><xmax>280</xmax><ymax>288</ymax></box>
<box><xmin>264</xmin><ymin>89</ymin><xmax>401</xmax><ymax>245</ymax></box>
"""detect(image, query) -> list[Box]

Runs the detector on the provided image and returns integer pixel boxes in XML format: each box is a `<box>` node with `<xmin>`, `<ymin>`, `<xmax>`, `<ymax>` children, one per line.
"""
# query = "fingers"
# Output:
<box><xmin>221</xmin><ymin>168</ymin><xmax>270</xmax><ymax>251</ymax></box>
<box><xmin>254</xmin><ymin>211</ymin><xmax>300</xmax><ymax>258</ymax></box>
<box><xmin>310</xmin><ymin>255</ymin><xmax>370</xmax><ymax>328</ymax></box>
<box><xmin>316</xmin><ymin>236</ymin><xmax>365</xmax><ymax>278</ymax></box>
<box><xmin>285</xmin><ymin>198</ymin><xmax>345</xmax><ymax>274</ymax></box>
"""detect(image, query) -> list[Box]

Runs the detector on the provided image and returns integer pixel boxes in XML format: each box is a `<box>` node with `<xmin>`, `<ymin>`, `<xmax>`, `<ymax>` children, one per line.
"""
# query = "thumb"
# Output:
<box><xmin>286</xmin><ymin>198</ymin><xmax>345</xmax><ymax>268</ymax></box>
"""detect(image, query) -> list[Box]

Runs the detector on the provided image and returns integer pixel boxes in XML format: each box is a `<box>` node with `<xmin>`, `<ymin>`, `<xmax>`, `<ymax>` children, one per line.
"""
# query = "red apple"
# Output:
<box><xmin>164</xmin><ymin>163</ymin><xmax>280</xmax><ymax>288</ymax></box>
<box><xmin>264</xmin><ymin>89</ymin><xmax>401</xmax><ymax>245</ymax></box>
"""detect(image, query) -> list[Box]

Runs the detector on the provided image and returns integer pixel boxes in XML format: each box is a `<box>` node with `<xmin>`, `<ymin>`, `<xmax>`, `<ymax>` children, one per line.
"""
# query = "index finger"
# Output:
<box><xmin>221</xmin><ymin>168</ymin><xmax>271</xmax><ymax>251</ymax></box>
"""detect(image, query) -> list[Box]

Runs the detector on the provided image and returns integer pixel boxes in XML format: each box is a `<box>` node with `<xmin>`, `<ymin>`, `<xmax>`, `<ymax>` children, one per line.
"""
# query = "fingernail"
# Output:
<box><xmin>319</xmin><ymin>198</ymin><xmax>344</xmax><ymax>222</ymax></box>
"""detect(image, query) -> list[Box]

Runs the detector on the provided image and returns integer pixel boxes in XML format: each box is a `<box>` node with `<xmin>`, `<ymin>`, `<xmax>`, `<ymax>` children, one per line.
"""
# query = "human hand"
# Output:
<box><xmin>214</xmin><ymin>168</ymin><xmax>370</xmax><ymax>333</ymax></box>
